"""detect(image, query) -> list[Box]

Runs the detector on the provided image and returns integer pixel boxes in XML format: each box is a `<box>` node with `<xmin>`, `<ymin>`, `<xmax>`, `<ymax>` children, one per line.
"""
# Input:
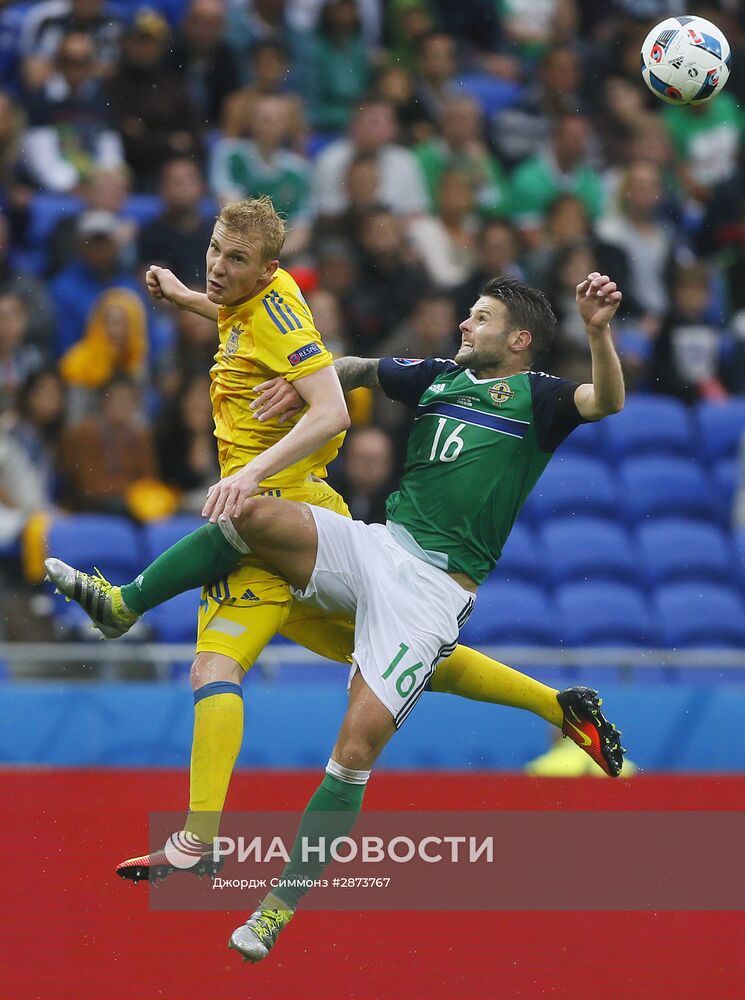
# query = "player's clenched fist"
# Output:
<box><xmin>145</xmin><ymin>264</ymin><xmax>190</xmax><ymax>307</ymax></box>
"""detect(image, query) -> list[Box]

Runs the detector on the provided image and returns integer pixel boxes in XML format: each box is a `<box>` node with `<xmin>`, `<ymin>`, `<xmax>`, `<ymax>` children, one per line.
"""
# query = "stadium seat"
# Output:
<box><xmin>619</xmin><ymin>456</ymin><xmax>717</xmax><ymax>524</ymax></box>
<box><xmin>696</xmin><ymin>399</ymin><xmax>745</xmax><ymax>463</ymax></box>
<box><xmin>458</xmin><ymin>580</ymin><xmax>557</xmax><ymax>646</ymax></box>
<box><xmin>492</xmin><ymin>522</ymin><xmax>539</xmax><ymax>585</ymax></box>
<box><xmin>735</xmin><ymin>530</ymin><xmax>745</xmax><ymax>590</ymax></box>
<box><xmin>653</xmin><ymin>582</ymin><xmax>745</xmax><ymax>647</ymax></box>
<box><xmin>540</xmin><ymin>517</ymin><xmax>635</xmax><ymax>585</ymax></box>
<box><xmin>26</xmin><ymin>191</ymin><xmax>84</xmax><ymax>249</ymax></box>
<box><xmin>603</xmin><ymin>396</ymin><xmax>692</xmax><ymax>460</ymax></box>
<box><xmin>637</xmin><ymin>519</ymin><xmax>732</xmax><ymax>588</ymax></box>
<box><xmin>714</xmin><ymin>458</ymin><xmax>739</xmax><ymax>522</ymax></box>
<box><xmin>557</xmin><ymin>418</ymin><xmax>604</xmax><ymax>457</ymax></box>
<box><xmin>555</xmin><ymin>581</ymin><xmax>654</xmax><ymax>646</ymax></box>
<box><xmin>520</xmin><ymin>456</ymin><xmax>619</xmax><ymax>525</ymax></box>
<box><xmin>148</xmin><ymin>589</ymin><xmax>202</xmax><ymax>644</ymax></box>
<box><xmin>48</xmin><ymin>515</ymin><xmax>142</xmax><ymax>580</ymax></box>
<box><xmin>142</xmin><ymin>515</ymin><xmax>204</xmax><ymax>563</ymax></box>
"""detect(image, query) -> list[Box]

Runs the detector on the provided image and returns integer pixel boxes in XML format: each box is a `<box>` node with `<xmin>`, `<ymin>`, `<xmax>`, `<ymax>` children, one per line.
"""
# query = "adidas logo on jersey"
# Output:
<box><xmin>240</xmin><ymin>588</ymin><xmax>260</xmax><ymax>602</ymax></box>
<box><xmin>430</xmin><ymin>383</ymin><xmax>446</xmax><ymax>393</ymax></box>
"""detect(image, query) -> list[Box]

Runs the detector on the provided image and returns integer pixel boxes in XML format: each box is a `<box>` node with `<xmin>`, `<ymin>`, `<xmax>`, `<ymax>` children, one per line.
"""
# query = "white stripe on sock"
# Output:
<box><xmin>326</xmin><ymin>758</ymin><xmax>371</xmax><ymax>785</ymax></box>
<box><xmin>217</xmin><ymin>517</ymin><xmax>251</xmax><ymax>555</ymax></box>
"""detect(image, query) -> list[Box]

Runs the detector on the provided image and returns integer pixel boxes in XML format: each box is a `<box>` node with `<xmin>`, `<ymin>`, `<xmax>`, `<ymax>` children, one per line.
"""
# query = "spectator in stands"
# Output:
<box><xmin>453</xmin><ymin>216</ymin><xmax>524</xmax><ymax>320</ymax></box>
<box><xmin>499</xmin><ymin>0</ymin><xmax>577</xmax><ymax>60</ymax></box>
<box><xmin>664</xmin><ymin>90</ymin><xmax>745</xmax><ymax>206</ymax></box>
<box><xmin>650</xmin><ymin>263</ymin><xmax>728</xmax><ymax>403</ymax></box>
<box><xmin>0</xmin><ymin>210</ymin><xmax>55</xmax><ymax>349</ymax></box>
<box><xmin>226</xmin><ymin>0</ymin><xmax>299</xmax><ymax>65</ymax></box>
<box><xmin>157</xmin><ymin>303</ymin><xmax>217</xmax><ymax>398</ymax></box>
<box><xmin>412</xmin><ymin>30</ymin><xmax>459</xmax><ymax>126</ymax></box>
<box><xmin>492</xmin><ymin>45</ymin><xmax>584</xmax><ymax>169</ymax></box>
<box><xmin>0</xmin><ymin>89</ymin><xmax>27</xmax><ymax>200</ymax></box>
<box><xmin>328</xmin><ymin>426</ymin><xmax>397</xmax><ymax>524</ymax></box>
<box><xmin>312</xmin><ymin>99</ymin><xmax>428</xmax><ymax>217</ymax></box>
<box><xmin>210</xmin><ymin>94</ymin><xmax>311</xmax><ymax>256</ymax></box>
<box><xmin>415</xmin><ymin>94</ymin><xmax>509</xmax><ymax>217</ymax></box>
<box><xmin>0</xmin><ymin>367</ymin><xmax>66</xmax><ymax>509</ymax></box>
<box><xmin>220</xmin><ymin>40</ymin><xmax>306</xmax><ymax>148</ymax></box>
<box><xmin>313</xmin><ymin>152</ymin><xmax>380</xmax><ymax>243</ymax></box>
<box><xmin>0</xmin><ymin>292</ymin><xmax>45</xmax><ymax>413</ymax></box>
<box><xmin>59</xmin><ymin>288</ymin><xmax>147</xmax><ymax>417</ymax></box>
<box><xmin>407</xmin><ymin>168</ymin><xmax>478</xmax><ymax>289</ymax></box>
<box><xmin>170</xmin><ymin>0</ymin><xmax>239</xmax><ymax>128</ymax></box>
<box><xmin>107</xmin><ymin>9</ymin><xmax>202</xmax><ymax>191</ymax></box>
<box><xmin>380</xmin><ymin>290</ymin><xmax>458</xmax><ymax>359</ymax></box>
<box><xmin>528</xmin><ymin>194</ymin><xmax>630</xmax><ymax>299</ymax></box>
<box><xmin>20</xmin><ymin>0</ymin><xmax>125</xmax><ymax>88</ymax></box>
<box><xmin>544</xmin><ymin>240</ymin><xmax>605</xmax><ymax>382</ymax></box>
<box><xmin>139</xmin><ymin>158</ymin><xmax>213</xmax><ymax>288</ymax></box>
<box><xmin>345</xmin><ymin>208</ymin><xmax>428</xmax><ymax>348</ymax></box>
<box><xmin>509</xmin><ymin>113</ymin><xmax>603</xmax><ymax>243</ymax></box>
<box><xmin>306</xmin><ymin>0</ymin><xmax>372</xmax><ymax>134</ymax></box>
<box><xmin>157</xmin><ymin>373</ymin><xmax>219</xmax><ymax>513</ymax></box>
<box><xmin>312</xmin><ymin>238</ymin><xmax>360</xmax><ymax>321</ymax></box>
<box><xmin>59</xmin><ymin>373</ymin><xmax>158</xmax><ymax>514</ymax></box>
<box><xmin>372</xmin><ymin>63</ymin><xmax>422</xmax><ymax>145</ymax></box>
<box><xmin>384</xmin><ymin>0</ymin><xmax>434</xmax><ymax>69</ymax></box>
<box><xmin>47</xmin><ymin>163</ymin><xmax>134</xmax><ymax>277</ymax></box>
<box><xmin>49</xmin><ymin>209</ymin><xmax>144</xmax><ymax>357</ymax></box>
<box><xmin>22</xmin><ymin>29</ymin><xmax>125</xmax><ymax>193</ymax></box>
<box><xmin>596</xmin><ymin>159</ymin><xmax>678</xmax><ymax>330</ymax></box>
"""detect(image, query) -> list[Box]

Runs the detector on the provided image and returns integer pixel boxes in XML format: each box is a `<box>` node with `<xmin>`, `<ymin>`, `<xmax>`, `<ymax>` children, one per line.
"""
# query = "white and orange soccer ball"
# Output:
<box><xmin>641</xmin><ymin>15</ymin><xmax>730</xmax><ymax>105</ymax></box>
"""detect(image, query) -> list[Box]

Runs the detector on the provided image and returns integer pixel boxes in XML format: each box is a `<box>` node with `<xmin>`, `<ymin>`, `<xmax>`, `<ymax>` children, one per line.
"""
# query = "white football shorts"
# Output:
<box><xmin>294</xmin><ymin>505</ymin><xmax>475</xmax><ymax>728</ymax></box>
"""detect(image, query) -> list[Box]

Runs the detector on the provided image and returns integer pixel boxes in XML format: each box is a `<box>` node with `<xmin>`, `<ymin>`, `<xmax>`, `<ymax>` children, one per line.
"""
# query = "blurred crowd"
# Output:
<box><xmin>1</xmin><ymin>0</ymin><xmax>745</xmax><ymax>544</ymax></box>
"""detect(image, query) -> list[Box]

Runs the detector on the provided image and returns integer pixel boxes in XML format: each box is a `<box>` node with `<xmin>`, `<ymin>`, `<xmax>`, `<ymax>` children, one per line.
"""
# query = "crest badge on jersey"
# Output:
<box><xmin>225</xmin><ymin>323</ymin><xmax>243</xmax><ymax>357</ymax></box>
<box><xmin>488</xmin><ymin>382</ymin><xmax>514</xmax><ymax>406</ymax></box>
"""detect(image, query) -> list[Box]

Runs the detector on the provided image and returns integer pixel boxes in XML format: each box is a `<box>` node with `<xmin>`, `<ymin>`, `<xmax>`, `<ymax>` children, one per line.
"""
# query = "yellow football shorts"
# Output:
<box><xmin>195</xmin><ymin>479</ymin><xmax>356</xmax><ymax>671</ymax></box>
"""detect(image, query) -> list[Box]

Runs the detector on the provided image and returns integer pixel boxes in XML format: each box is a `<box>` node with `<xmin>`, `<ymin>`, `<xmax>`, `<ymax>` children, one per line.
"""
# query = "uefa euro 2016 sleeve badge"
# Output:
<box><xmin>489</xmin><ymin>382</ymin><xmax>514</xmax><ymax>406</ymax></box>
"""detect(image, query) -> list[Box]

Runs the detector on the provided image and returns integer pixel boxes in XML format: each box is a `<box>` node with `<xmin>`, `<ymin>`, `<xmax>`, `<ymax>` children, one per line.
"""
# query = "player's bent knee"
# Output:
<box><xmin>333</xmin><ymin>735</ymin><xmax>382</xmax><ymax>771</ymax></box>
<box><xmin>190</xmin><ymin>651</ymin><xmax>244</xmax><ymax>691</ymax></box>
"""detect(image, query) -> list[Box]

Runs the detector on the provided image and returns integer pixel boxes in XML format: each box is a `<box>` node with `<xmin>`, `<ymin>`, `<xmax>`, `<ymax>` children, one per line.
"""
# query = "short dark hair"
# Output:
<box><xmin>479</xmin><ymin>275</ymin><xmax>557</xmax><ymax>361</ymax></box>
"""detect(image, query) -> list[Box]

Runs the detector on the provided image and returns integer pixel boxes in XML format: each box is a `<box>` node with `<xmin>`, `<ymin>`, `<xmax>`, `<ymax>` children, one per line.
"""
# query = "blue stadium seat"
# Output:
<box><xmin>520</xmin><ymin>456</ymin><xmax>619</xmax><ymax>525</ymax></box>
<box><xmin>696</xmin><ymin>399</ymin><xmax>745</xmax><ymax>462</ymax></box>
<box><xmin>555</xmin><ymin>581</ymin><xmax>653</xmax><ymax>646</ymax></box>
<box><xmin>540</xmin><ymin>517</ymin><xmax>635</xmax><ymax>585</ymax></box>
<box><xmin>619</xmin><ymin>456</ymin><xmax>717</xmax><ymax>524</ymax></box>
<box><xmin>557</xmin><ymin>418</ymin><xmax>604</xmax><ymax>457</ymax></box>
<box><xmin>458</xmin><ymin>580</ymin><xmax>557</xmax><ymax>646</ymax></box>
<box><xmin>654</xmin><ymin>582</ymin><xmax>745</xmax><ymax>647</ymax></box>
<box><xmin>714</xmin><ymin>458</ymin><xmax>739</xmax><ymax>522</ymax></box>
<box><xmin>122</xmin><ymin>193</ymin><xmax>163</xmax><ymax>226</ymax></box>
<box><xmin>735</xmin><ymin>530</ymin><xmax>745</xmax><ymax>590</ymax></box>
<box><xmin>149</xmin><ymin>589</ymin><xmax>202</xmax><ymax>644</ymax></box>
<box><xmin>492</xmin><ymin>522</ymin><xmax>539</xmax><ymax>585</ymax></box>
<box><xmin>142</xmin><ymin>515</ymin><xmax>204</xmax><ymax>563</ymax></box>
<box><xmin>637</xmin><ymin>519</ymin><xmax>732</xmax><ymax>588</ymax></box>
<box><xmin>603</xmin><ymin>396</ymin><xmax>692</xmax><ymax>460</ymax></box>
<box><xmin>48</xmin><ymin>515</ymin><xmax>142</xmax><ymax>579</ymax></box>
<box><xmin>26</xmin><ymin>191</ymin><xmax>84</xmax><ymax>248</ymax></box>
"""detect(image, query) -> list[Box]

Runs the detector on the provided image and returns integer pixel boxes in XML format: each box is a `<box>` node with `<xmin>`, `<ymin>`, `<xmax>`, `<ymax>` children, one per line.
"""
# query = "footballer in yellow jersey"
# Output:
<box><xmin>210</xmin><ymin>267</ymin><xmax>345</xmax><ymax>485</ymax></box>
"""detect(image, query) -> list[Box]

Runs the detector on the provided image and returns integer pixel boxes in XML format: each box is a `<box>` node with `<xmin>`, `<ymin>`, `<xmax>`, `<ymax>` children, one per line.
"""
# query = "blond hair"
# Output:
<box><xmin>216</xmin><ymin>196</ymin><xmax>287</xmax><ymax>260</ymax></box>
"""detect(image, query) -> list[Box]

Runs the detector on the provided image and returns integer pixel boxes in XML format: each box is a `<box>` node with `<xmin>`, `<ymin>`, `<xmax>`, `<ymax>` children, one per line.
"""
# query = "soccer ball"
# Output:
<box><xmin>640</xmin><ymin>15</ymin><xmax>730</xmax><ymax>105</ymax></box>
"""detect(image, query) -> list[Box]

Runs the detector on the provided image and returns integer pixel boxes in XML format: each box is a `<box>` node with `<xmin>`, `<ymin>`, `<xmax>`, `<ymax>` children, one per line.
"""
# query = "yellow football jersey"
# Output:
<box><xmin>210</xmin><ymin>267</ymin><xmax>344</xmax><ymax>485</ymax></box>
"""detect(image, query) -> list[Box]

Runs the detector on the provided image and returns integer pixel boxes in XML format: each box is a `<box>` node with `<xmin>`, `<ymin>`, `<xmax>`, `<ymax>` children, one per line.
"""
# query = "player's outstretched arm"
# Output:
<box><xmin>250</xmin><ymin>357</ymin><xmax>381</xmax><ymax>423</ymax></box>
<box><xmin>203</xmin><ymin>365</ymin><xmax>350</xmax><ymax>522</ymax></box>
<box><xmin>573</xmin><ymin>272</ymin><xmax>625</xmax><ymax>421</ymax></box>
<box><xmin>145</xmin><ymin>265</ymin><xmax>219</xmax><ymax>322</ymax></box>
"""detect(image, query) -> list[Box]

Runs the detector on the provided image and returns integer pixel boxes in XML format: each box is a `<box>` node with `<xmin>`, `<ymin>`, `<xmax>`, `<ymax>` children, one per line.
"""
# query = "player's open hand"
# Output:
<box><xmin>250</xmin><ymin>377</ymin><xmax>305</xmax><ymax>423</ymax></box>
<box><xmin>576</xmin><ymin>272</ymin><xmax>622</xmax><ymax>335</ymax></box>
<box><xmin>145</xmin><ymin>265</ymin><xmax>189</xmax><ymax>307</ymax></box>
<box><xmin>202</xmin><ymin>467</ymin><xmax>259</xmax><ymax>523</ymax></box>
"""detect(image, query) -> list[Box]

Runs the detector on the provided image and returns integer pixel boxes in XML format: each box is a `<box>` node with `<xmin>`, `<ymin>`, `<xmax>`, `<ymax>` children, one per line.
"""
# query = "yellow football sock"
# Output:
<box><xmin>433</xmin><ymin>645</ymin><xmax>563</xmax><ymax>728</ymax></box>
<box><xmin>185</xmin><ymin>682</ymin><xmax>244</xmax><ymax>844</ymax></box>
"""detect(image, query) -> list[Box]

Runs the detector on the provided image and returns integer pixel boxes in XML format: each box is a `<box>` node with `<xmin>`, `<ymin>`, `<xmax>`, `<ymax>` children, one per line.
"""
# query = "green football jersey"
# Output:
<box><xmin>379</xmin><ymin>357</ymin><xmax>587</xmax><ymax>584</ymax></box>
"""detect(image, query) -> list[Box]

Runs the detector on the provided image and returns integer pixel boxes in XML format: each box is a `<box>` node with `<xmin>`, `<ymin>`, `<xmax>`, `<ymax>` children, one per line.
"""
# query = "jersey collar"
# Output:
<box><xmin>463</xmin><ymin>369</ymin><xmax>530</xmax><ymax>384</ymax></box>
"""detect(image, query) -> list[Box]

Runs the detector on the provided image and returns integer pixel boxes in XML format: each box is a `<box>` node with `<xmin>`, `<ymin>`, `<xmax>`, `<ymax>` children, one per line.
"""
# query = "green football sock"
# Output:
<box><xmin>120</xmin><ymin>522</ymin><xmax>245</xmax><ymax>615</ymax></box>
<box><xmin>273</xmin><ymin>765</ymin><xmax>368</xmax><ymax>911</ymax></box>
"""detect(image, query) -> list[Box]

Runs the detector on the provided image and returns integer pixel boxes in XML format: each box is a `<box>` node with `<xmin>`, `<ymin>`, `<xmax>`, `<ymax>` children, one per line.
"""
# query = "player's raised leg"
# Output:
<box><xmin>229</xmin><ymin>671</ymin><xmax>394</xmax><ymax>963</ymax></box>
<box><xmin>44</xmin><ymin>519</ymin><xmax>248</xmax><ymax>638</ymax></box>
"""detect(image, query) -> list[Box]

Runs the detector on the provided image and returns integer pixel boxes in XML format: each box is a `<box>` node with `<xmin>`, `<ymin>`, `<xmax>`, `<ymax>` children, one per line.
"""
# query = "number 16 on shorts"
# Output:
<box><xmin>382</xmin><ymin>643</ymin><xmax>425</xmax><ymax>699</ymax></box>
